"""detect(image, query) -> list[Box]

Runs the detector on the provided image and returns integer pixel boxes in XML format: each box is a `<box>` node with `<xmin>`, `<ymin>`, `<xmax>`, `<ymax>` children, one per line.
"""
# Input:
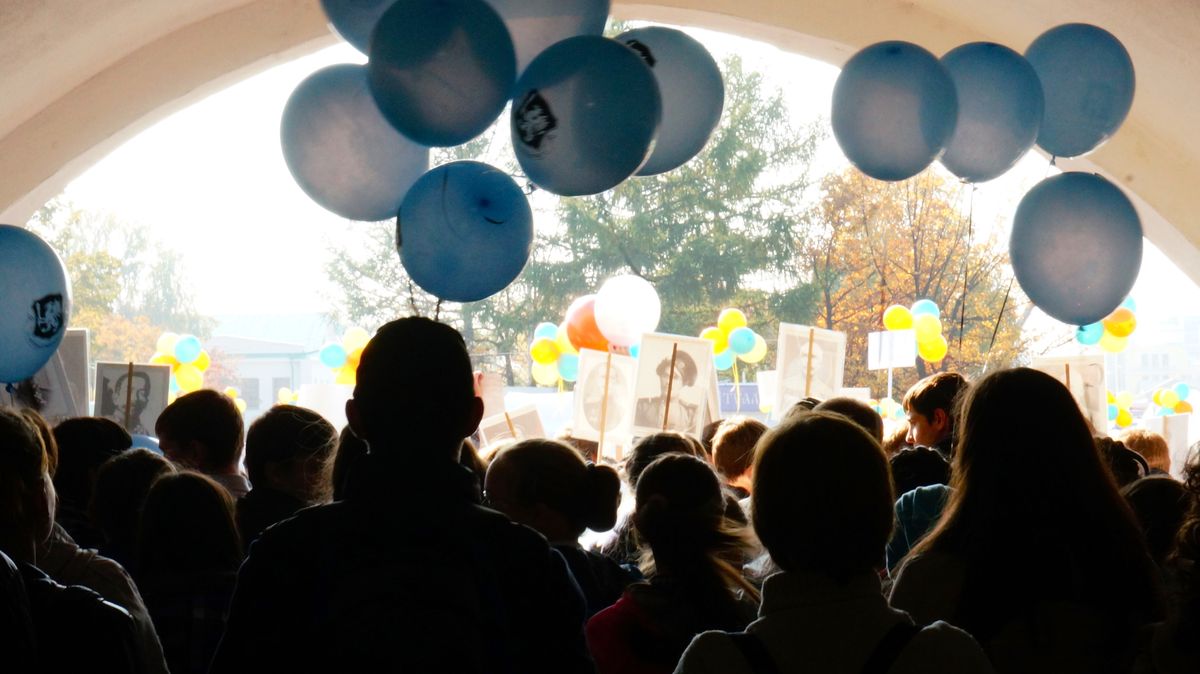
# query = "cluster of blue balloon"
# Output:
<box><xmin>0</xmin><ymin>225</ymin><xmax>72</xmax><ymax>383</ymax></box>
<box><xmin>833</xmin><ymin>24</ymin><xmax>1141</xmax><ymax>328</ymax></box>
<box><xmin>287</xmin><ymin>1</ymin><xmax>725</xmax><ymax>302</ymax></box>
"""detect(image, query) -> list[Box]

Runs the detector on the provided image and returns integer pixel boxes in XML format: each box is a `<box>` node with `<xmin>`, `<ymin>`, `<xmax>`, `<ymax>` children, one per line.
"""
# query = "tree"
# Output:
<box><xmin>802</xmin><ymin>168</ymin><xmax>1029</xmax><ymax>396</ymax></box>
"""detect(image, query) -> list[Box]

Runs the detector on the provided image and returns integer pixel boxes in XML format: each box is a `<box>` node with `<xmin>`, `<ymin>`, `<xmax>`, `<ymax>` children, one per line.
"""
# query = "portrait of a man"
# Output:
<box><xmin>573</xmin><ymin>350</ymin><xmax>637</xmax><ymax>444</ymax></box>
<box><xmin>96</xmin><ymin>362</ymin><xmax>171</xmax><ymax>435</ymax></box>
<box><xmin>775</xmin><ymin>324</ymin><xmax>847</xmax><ymax>411</ymax></box>
<box><xmin>632</xmin><ymin>334</ymin><xmax>712</xmax><ymax>438</ymax></box>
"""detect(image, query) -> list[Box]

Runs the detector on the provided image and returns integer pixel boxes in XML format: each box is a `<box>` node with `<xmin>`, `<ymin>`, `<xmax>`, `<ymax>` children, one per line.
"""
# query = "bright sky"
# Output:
<box><xmin>63</xmin><ymin>21</ymin><xmax>1200</xmax><ymax>348</ymax></box>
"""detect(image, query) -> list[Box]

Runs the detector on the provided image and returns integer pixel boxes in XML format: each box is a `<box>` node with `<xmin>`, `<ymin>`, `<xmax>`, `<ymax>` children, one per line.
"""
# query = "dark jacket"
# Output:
<box><xmin>236</xmin><ymin>486</ymin><xmax>306</xmax><ymax>548</ymax></box>
<box><xmin>209</xmin><ymin>454</ymin><xmax>594</xmax><ymax>674</ymax></box>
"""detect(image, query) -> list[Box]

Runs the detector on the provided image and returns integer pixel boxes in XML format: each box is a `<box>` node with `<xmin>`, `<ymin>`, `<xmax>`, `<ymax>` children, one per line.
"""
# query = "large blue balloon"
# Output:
<box><xmin>0</xmin><ymin>226</ymin><xmax>71</xmax><ymax>383</ymax></box>
<box><xmin>1010</xmin><ymin>173</ymin><xmax>1143</xmax><ymax>326</ymax></box>
<box><xmin>511</xmin><ymin>36</ymin><xmax>661</xmax><ymax>196</ymax></box>
<box><xmin>483</xmin><ymin>0</ymin><xmax>610</xmax><ymax>76</ymax></box>
<box><xmin>369</xmin><ymin>0</ymin><xmax>516</xmax><ymax>147</ymax></box>
<box><xmin>281</xmin><ymin>64</ymin><xmax>428</xmax><ymax>222</ymax></box>
<box><xmin>940</xmin><ymin>43</ymin><xmax>1044</xmax><ymax>183</ymax></box>
<box><xmin>398</xmin><ymin>161</ymin><xmax>533</xmax><ymax>302</ymax></box>
<box><xmin>1026</xmin><ymin>23</ymin><xmax>1135</xmax><ymax>158</ymax></box>
<box><xmin>319</xmin><ymin>0</ymin><xmax>394</xmax><ymax>54</ymax></box>
<box><xmin>832</xmin><ymin>41</ymin><xmax>958</xmax><ymax>182</ymax></box>
<box><xmin>615</xmin><ymin>26</ymin><xmax>724</xmax><ymax>176</ymax></box>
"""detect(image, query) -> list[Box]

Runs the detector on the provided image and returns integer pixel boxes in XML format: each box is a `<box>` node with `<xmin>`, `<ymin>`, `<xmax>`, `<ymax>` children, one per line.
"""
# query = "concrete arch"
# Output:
<box><xmin>2</xmin><ymin>0</ymin><xmax>1197</xmax><ymax>279</ymax></box>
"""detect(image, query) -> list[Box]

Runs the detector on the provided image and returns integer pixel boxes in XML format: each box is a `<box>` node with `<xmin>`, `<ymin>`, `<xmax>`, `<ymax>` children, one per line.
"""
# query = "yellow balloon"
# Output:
<box><xmin>918</xmin><ymin>334</ymin><xmax>948</xmax><ymax>362</ymax></box>
<box><xmin>1116</xmin><ymin>408</ymin><xmax>1133</xmax><ymax>428</ymax></box>
<box><xmin>277</xmin><ymin>387</ymin><xmax>294</xmax><ymax>404</ymax></box>
<box><xmin>193</xmin><ymin>350</ymin><xmax>211</xmax><ymax>372</ymax></box>
<box><xmin>531</xmin><ymin>361</ymin><xmax>559</xmax><ymax>387</ymax></box>
<box><xmin>343</xmin><ymin>327</ymin><xmax>371</xmax><ymax>353</ymax></box>
<box><xmin>1116</xmin><ymin>391</ymin><xmax>1134</xmax><ymax>408</ymax></box>
<box><xmin>1106</xmin><ymin>390</ymin><xmax>1116</xmax><ymax>405</ymax></box>
<box><xmin>335</xmin><ymin>364</ymin><xmax>357</xmax><ymax>386</ymax></box>
<box><xmin>913</xmin><ymin>314</ymin><xmax>942</xmax><ymax>342</ymax></box>
<box><xmin>1153</xmin><ymin>389</ymin><xmax>1164</xmax><ymax>406</ymax></box>
<box><xmin>1098</xmin><ymin>331</ymin><xmax>1127</xmax><ymax>353</ymax></box>
<box><xmin>530</xmin><ymin>337</ymin><xmax>560</xmax><ymax>365</ymax></box>
<box><xmin>882</xmin><ymin>304</ymin><xmax>913</xmax><ymax>331</ymax></box>
<box><xmin>1162</xmin><ymin>390</ymin><xmax>1181</xmax><ymax>408</ymax></box>
<box><xmin>235</xmin><ymin>399</ymin><xmax>248</xmax><ymax>414</ymax></box>
<box><xmin>717</xmin><ymin>308</ymin><xmax>747</xmax><ymax>333</ymax></box>
<box><xmin>223</xmin><ymin>386</ymin><xmax>240</xmax><ymax>399</ymax></box>
<box><xmin>150</xmin><ymin>353</ymin><xmax>179</xmax><ymax>368</ymax></box>
<box><xmin>700</xmin><ymin>326</ymin><xmax>728</xmax><ymax>354</ymax></box>
<box><xmin>555</xmin><ymin>323</ymin><xmax>578</xmax><ymax>356</ymax></box>
<box><xmin>738</xmin><ymin>334</ymin><xmax>768</xmax><ymax>364</ymax></box>
<box><xmin>175</xmin><ymin>363</ymin><xmax>203</xmax><ymax>392</ymax></box>
<box><xmin>156</xmin><ymin>333</ymin><xmax>179</xmax><ymax>356</ymax></box>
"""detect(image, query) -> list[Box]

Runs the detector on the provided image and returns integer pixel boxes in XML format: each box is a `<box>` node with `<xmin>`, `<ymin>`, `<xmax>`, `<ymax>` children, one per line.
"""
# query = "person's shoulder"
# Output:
<box><xmin>673</xmin><ymin>630</ymin><xmax>748</xmax><ymax>674</ymax></box>
<box><xmin>898</xmin><ymin>620</ymin><xmax>995</xmax><ymax>673</ymax></box>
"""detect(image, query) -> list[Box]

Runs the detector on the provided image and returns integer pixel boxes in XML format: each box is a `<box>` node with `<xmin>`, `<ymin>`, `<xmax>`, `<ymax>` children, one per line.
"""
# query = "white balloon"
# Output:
<box><xmin>594</xmin><ymin>274</ymin><xmax>660</xmax><ymax>347</ymax></box>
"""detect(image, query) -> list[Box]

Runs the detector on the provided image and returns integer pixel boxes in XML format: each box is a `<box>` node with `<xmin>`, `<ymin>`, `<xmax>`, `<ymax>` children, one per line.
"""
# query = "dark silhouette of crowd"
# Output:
<box><xmin>4</xmin><ymin>317</ymin><xmax>1200</xmax><ymax>672</ymax></box>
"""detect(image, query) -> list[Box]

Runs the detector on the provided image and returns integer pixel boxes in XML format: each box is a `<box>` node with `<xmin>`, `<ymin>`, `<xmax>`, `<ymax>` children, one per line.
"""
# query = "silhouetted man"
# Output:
<box><xmin>210</xmin><ymin>318</ymin><xmax>593</xmax><ymax>673</ymax></box>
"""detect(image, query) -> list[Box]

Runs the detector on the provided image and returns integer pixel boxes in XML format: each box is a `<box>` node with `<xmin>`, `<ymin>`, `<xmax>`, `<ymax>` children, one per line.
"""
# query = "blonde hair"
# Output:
<box><xmin>1120</xmin><ymin>429</ymin><xmax>1171</xmax><ymax>474</ymax></box>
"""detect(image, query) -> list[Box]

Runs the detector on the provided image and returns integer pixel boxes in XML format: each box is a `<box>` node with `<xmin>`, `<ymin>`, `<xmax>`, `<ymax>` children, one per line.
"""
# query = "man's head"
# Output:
<box><xmin>711</xmin><ymin>417</ymin><xmax>768</xmax><ymax>484</ymax></box>
<box><xmin>345</xmin><ymin>318</ymin><xmax>483</xmax><ymax>461</ymax></box>
<box><xmin>114</xmin><ymin>371</ymin><xmax>151</xmax><ymax>416</ymax></box>
<box><xmin>814</xmin><ymin>397</ymin><xmax>884</xmax><ymax>443</ymax></box>
<box><xmin>655</xmin><ymin>349</ymin><xmax>698</xmax><ymax>390</ymax></box>
<box><xmin>902</xmin><ymin>372</ymin><xmax>968</xmax><ymax>448</ymax></box>
<box><xmin>155</xmin><ymin>390</ymin><xmax>244</xmax><ymax>474</ymax></box>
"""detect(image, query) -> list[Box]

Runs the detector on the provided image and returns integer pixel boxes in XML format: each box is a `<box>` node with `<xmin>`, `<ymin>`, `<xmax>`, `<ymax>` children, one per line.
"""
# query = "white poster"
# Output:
<box><xmin>775</xmin><ymin>323</ymin><xmax>847</xmax><ymax>412</ymax></box>
<box><xmin>572</xmin><ymin>349</ymin><xmax>636</xmax><ymax>452</ymax></box>
<box><xmin>1031</xmin><ymin>355</ymin><xmax>1107</xmax><ymax>433</ymax></box>
<box><xmin>631</xmin><ymin>333</ymin><xmax>713</xmax><ymax>438</ymax></box>
<box><xmin>867</xmin><ymin>330</ymin><xmax>917</xmax><ymax>371</ymax></box>
<box><xmin>95</xmin><ymin>362</ymin><xmax>172</xmax><ymax>435</ymax></box>
<box><xmin>479</xmin><ymin>403</ymin><xmax>545</xmax><ymax>446</ymax></box>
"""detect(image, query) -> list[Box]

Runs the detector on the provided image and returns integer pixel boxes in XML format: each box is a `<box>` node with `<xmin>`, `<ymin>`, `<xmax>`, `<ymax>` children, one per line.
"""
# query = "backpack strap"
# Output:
<box><xmin>860</xmin><ymin>621</ymin><xmax>922</xmax><ymax>674</ymax></box>
<box><xmin>728</xmin><ymin>631</ymin><xmax>783</xmax><ymax>674</ymax></box>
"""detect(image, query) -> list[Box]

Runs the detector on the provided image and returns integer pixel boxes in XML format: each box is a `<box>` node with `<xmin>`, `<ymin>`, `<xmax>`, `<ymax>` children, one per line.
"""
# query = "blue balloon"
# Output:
<box><xmin>174</xmin><ymin>335</ymin><xmax>202</xmax><ymax>364</ymax></box>
<box><xmin>629</xmin><ymin>344</ymin><xmax>640</xmax><ymax>359</ymax></box>
<box><xmin>0</xmin><ymin>226</ymin><xmax>71</xmax><ymax>383</ymax></box>
<box><xmin>1121</xmin><ymin>296</ymin><xmax>1137</xmax><ymax>312</ymax></box>
<box><xmin>832</xmin><ymin>41</ymin><xmax>958</xmax><ymax>181</ymax></box>
<box><xmin>533</xmin><ymin>322</ymin><xmax>558</xmax><ymax>341</ymax></box>
<box><xmin>713</xmin><ymin>349</ymin><xmax>735</xmax><ymax>372</ymax></box>
<box><xmin>728</xmin><ymin>327</ymin><xmax>756</xmax><ymax>355</ymax></box>
<box><xmin>558</xmin><ymin>353</ymin><xmax>580</xmax><ymax>382</ymax></box>
<box><xmin>1175</xmin><ymin>383</ymin><xmax>1190</xmax><ymax>401</ymax></box>
<box><xmin>1076</xmin><ymin>322</ymin><xmax>1104</xmax><ymax>345</ymax></box>
<box><xmin>911</xmin><ymin>299</ymin><xmax>940</xmax><ymax>319</ymax></box>
<box><xmin>512</xmin><ymin>36</ymin><xmax>661</xmax><ymax>196</ymax></box>
<box><xmin>281</xmin><ymin>64</ymin><xmax>429</xmax><ymax>222</ymax></box>
<box><xmin>398</xmin><ymin>161</ymin><xmax>533</xmax><ymax>302</ymax></box>
<box><xmin>130</xmin><ymin>434</ymin><xmax>162</xmax><ymax>454</ymax></box>
<box><xmin>1010</xmin><ymin>173</ymin><xmax>1142</xmax><ymax>325</ymax></box>
<box><xmin>369</xmin><ymin>0</ymin><xmax>516</xmax><ymax>147</ymax></box>
<box><xmin>1026</xmin><ymin>24</ymin><xmax>1135</xmax><ymax>158</ymax></box>
<box><xmin>320</xmin><ymin>343</ymin><xmax>348</xmax><ymax>369</ymax></box>
<box><xmin>1107</xmin><ymin>404</ymin><xmax>1118</xmax><ymax>422</ymax></box>
<box><xmin>319</xmin><ymin>0</ymin><xmax>393</xmax><ymax>54</ymax></box>
<box><xmin>483</xmin><ymin>0</ymin><xmax>610</xmax><ymax>76</ymax></box>
<box><xmin>939</xmin><ymin>42</ymin><xmax>1043</xmax><ymax>183</ymax></box>
<box><xmin>615</xmin><ymin>26</ymin><xmax>724</xmax><ymax>176</ymax></box>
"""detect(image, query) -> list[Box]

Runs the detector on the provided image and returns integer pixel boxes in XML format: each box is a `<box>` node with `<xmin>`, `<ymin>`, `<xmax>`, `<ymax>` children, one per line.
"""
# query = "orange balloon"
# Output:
<box><xmin>1176</xmin><ymin>401</ymin><xmax>1194</xmax><ymax>414</ymax></box>
<box><xmin>564</xmin><ymin>295</ymin><xmax>609</xmax><ymax>352</ymax></box>
<box><xmin>1103</xmin><ymin>307</ymin><xmax>1137</xmax><ymax>338</ymax></box>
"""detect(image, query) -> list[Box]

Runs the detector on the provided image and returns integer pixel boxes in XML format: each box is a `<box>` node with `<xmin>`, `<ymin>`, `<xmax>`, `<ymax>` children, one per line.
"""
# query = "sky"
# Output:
<box><xmin>62</xmin><ymin>21</ymin><xmax>1200</xmax><ymax>348</ymax></box>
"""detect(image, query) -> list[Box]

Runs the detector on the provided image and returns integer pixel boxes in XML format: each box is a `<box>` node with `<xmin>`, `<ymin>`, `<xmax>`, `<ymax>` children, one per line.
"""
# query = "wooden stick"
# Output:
<box><xmin>804</xmin><ymin>328</ymin><xmax>816</xmax><ymax>398</ymax></box>
<box><xmin>733</xmin><ymin>359</ymin><xmax>741</xmax><ymax>413</ymax></box>
<box><xmin>124</xmin><ymin>362</ymin><xmax>134</xmax><ymax>431</ymax></box>
<box><xmin>1064</xmin><ymin>363</ymin><xmax>1071</xmax><ymax>392</ymax></box>
<box><xmin>662</xmin><ymin>343</ymin><xmax>679</xmax><ymax>431</ymax></box>
<box><xmin>599</xmin><ymin>351</ymin><xmax>612</xmax><ymax>458</ymax></box>
<box><xmin>503</xmin><ymin>411</ymin><xmax>517</xmax><ymax>439</ymax></box>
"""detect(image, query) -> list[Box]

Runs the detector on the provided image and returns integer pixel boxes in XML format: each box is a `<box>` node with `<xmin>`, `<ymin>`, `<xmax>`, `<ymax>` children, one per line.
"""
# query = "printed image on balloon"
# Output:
<box><xmin>1010</xmin><ymin>172</ymin><xmax>1143</xmax><ymax>326</ymax></box>
<box><xmin>615</xmin><ymin>26</ymin><xmax>725</xmax><ymax>176</ymax></box>
<box><xmin>484</xmin><ymin>0</ymin><xmax>611</xmax><ymax>76</ymax></box>
<box><xmin>281</xmin><ymin>64</ymin><xmax>429</xmax><ymax>222</ymax></box>
<box><xmin>831</xmin><ymin>41</ymin><xmax>958</xmax><ymax>181</ymax></box>
<box><xmin>511</xmin><ymin>36</ymin><xmax>661</xmax><ymax>196</ymax></box>
<box><xmin>939</xmin><ymin>42</ymin><xmax>1043</xmax><ymax>183</ymax></box>
<box><xmin>1026</xmin><ymin>23</ymin><xmax>1135</xmax><ymax>158</ymax></box>
<box><xmin>369</xmin><ymin>0</ymin><xmax>516</xmax><ymax>147</ymax></box>
<box><xmin>398</xmin><ymin>161</ymin><xmax>533</xmax><ymax>302</ymax></box>
<box><xmin>0</xmin><ymin>225</ymin><xmax>72</xmax><ymax>383</ymax></box>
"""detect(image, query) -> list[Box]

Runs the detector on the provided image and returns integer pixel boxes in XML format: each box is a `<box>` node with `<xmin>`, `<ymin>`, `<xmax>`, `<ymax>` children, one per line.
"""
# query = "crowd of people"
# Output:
<box><xmin>4</xmin><ymin>316</ymin><xmax>1200</xmax><ymax>673</ymax></box>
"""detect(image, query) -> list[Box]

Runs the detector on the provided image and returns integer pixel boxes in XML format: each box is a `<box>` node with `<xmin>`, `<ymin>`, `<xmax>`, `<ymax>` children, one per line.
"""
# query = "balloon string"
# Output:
<box><xmin>733</xmin><ymin>360</ymin><xmax>741</xmax><ymax>413</ymax></box>
<box><xmin>958</xmin><ymin>186</ymin><xmax>975</xmax><ymax>349</ymax></box>
<box><xmin>988</xmin><ymin>278</ymin><xmax>1014</xmax><ymax>353</ymax></box>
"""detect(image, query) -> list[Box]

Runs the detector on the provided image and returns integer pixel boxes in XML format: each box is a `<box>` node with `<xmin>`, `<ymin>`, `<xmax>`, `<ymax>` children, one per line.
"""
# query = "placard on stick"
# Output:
<box><xmin>479</xmin><ymin>404</ymin><xmax>545</xmax><ymax>447</ymax></box>
<box><xmin>775</xmin><ymin>323</ymin><xmax>846</xmax><ymax>412</ymax></box>
<box><xmin>631</xmin><ymin>333</ymin><xmax>712</xmax><ymax>439</ymax></box>
<box><xmin>1031</xmin><ymin>355</ymin><xmax>1108</xmax><ymax>433</ymax></box>
<box><xmin>95</xmin><ymin>362</ymin><xmax>171</xmax><ymax>435</ymax></box>
<box><xmin>867</xmin><ymin>330</ymin><xmax>916</xmax><ymax>371</ymax></box>
<box><xmin>572</xmin><ymin>349</ymin><xmax>636</xmax><ymax>458</ymax></box>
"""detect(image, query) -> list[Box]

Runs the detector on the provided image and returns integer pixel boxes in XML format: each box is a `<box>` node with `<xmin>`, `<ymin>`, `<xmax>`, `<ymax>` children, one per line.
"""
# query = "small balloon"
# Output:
<box><xmin>174</xmin><ymin>336</ymin><xmax>202</xmax><ymax>365</ymax></box>
<box><xmin>512</xmin><ymin>36</ymin><xmax>661</xmax><ymax>196</ymax></box>
<box><xmin>1116</xmin><ymin>408</ymin><xmax>1133</xmax><ymax>428</ymax></box>
<box><xmin>1120</xmin><ymin>297</ymin><xmax>1137</xmax><ymax>312</ymax></box>
<box><xmin>555</xmin><ymin>323</ymin><xmax>578</xmax><ymax>356</ymax></box>
<box><xmin>223</xmin><ymin>386</ymin><xmax>240</xmax><ymax>399</ymax></box>
<box><xmin>616</xmin><ymin>26</ymin><xmax>725</xmax><ymax>176</ymax></box>
<box><xmin>483</xmin><ymin>0</ymin><xmax>610</xmax><ymax>76</ymax></box>
<box><xmin>1117</xmin><ymin>391</ymin><xmax>1134</xmax><ymax>408</ymax></box>
<box><xmin>739</xmin><ymin>334</ymin><xmax>768</xmax><ymax>364</ymax></box>
<box><xmin>530</xmin><ymin>337</ymin><xmax>560</xmax><ymax>365</ymax></box>
<box><xmin>1026</xmin><ymin>23</ymin><xmax>1135</xmax><ymax>158</ymax></box>
<box><xmin>1153</xmin><ymin>390</ymin><xmax>1164</xmax><ymax>406</ymax></box>
<box><xmin>700</xmin><ymin>326</ymin><xmax>728</xmax><ymax>355</ymax></box>
<box><xmin>910</xmin><ymin>299</ymin><xmax>940</xmax><ymax>319</ymax></box>
<box><xmin>717</xmin><ymin>308</ymin><xmax>748</xmax><ymax>333</ymax></box>
<box><xmin>320</xmin><ymin>0</ymin><xmax>393</xmax><ymax>53</ymax></box>
<box><xmin>629</xmin><ymin>343</ymin><xmax>640</xmax><ymax>359</ymax></box>
<box><xmin>1175</xmin><ymin>383</ymin><xmax>1190</xmax><ymax>401</ymax></box>
<box><xmin>713</xmin><ymin>349</ymin><xmax>734</xmax><ymax>371</ymax></box>
<box><xmin>913</xmin><ymin>314</ymin><xmax>942</xmax><ymax>342</ymax></box>
<box><xmin>1102</xmin><ymin>307</ymin><xmax>1137</xmax><ymax>338</ymax></box>
<box><xmin>1098</xmin><ymin>331</ymin><xmax>1128</xmax><ymax>353</ymax></box>
<box><xmin>1107</xmin><ymin>390</ymin><xmax>1116</xmax><ymax>405</ymax></box>
<box><xmin>939</xmin><ymin>42</ymin><xmax>1043</xmax><ymax>182</ymax></box>
<box><xmin>343</xmin><ymin>327</ymin><xmax>371</xmax><ymax>353</ymax></box>
<box><xmin>1162</xmin><ymin>390</ymin><xmax>1181</xmax><ymax>409</ymax></box>
<box><xmin>156</xmin><ymin>333</ymin><xmax>179</xmax><ymax>357</ymax></box>
<box><xmin>320</xmin><ymin>343</ymin><xmax>348</xmax><ymax>369</ymax></box>
<box><xmin>557</xmin><ymin>353</ymin><xmax>580</xmax><ymax>383</ymax></box>
<box><xmin>277</xmin><ymin>387</ymin><xmax>295</xmax><ymax>404</ymax></box>
<box><xmin>193</xmin><ymin>350</ymin><xmax>211</xmax><ymax>373</ymax></box>
<box><xmin>0</xmin><ymin>226</ymin><xmax>72</xmax><ymax>383</ymax></box>
<box><xmin>883</xmin><ymin>305</ymin><xmax>914</xmax><ymax>331</ymax></box>
<box><xmin>564</xmin><ymin>295</ymin><xmax>609</xmax><ymax>352</ymax></box>
<box><xmin>235</xmin><ymin>399</ymin><xmax>248</xmax><ymax>414</ymax></box>
<box><xmin>335</xmin><ymin>364</ymin><xmax>357</xmax><ymax>386</ymax></box>
<box><xmin>150</xmin><ymin>353</ymin><xmax>179</xmax><ymax>368</ymax></box>
<box><xmin>1076</xmin><ymin>322</ymin><xmax>1104</xmax><ymax>345</ymax></box>
<box><xmin>1107</xmin><ymin>403</ymin><xmax>1118</xmax><ymax>421</ymax></box>
<box><xmin>175</xmin><ymin>363</ymin><xmax>203</xmax><ymax>393</ymax></box>
<box><xmin>1010</xmin><ymin>173</ymin><xmax>1142</xmax><ymax>325</ymax></box>
<box><xmin>1176</xmin><ymin>401</ymin><xmax>1194</xmax><ymax>414</ymax></box>
<box><xmin>918</xmin><ymin>334</ymin><xmax>949</xmax><ymax>363</ymax></box>
<box><xmin>831</xmin><ymin>41</ymin><xmax>958</xmax><ymax>181</ymax></box>
<box><xmin>533</xmin><ymin>322</ymin><xmax>559</xmax><ymax>341</ymax></box>
<box><xmin>728</xmin><ymin>327</ymin><xmax>756</xmax><ymax>356</ymax></box>
<box><xmin>281</xmin><ymin>64</ymin><xmax>429</xmax><ymax>222</ymax></box>
<box><xmin>130</xmin><ymin>434</ymin><xmax>161</xmax><ymax>454</ymax></box>
<box><xmin>531</xmin><ymin>361</ymin><xmax>560</xmax><ymax>387</ymax></box>
<box><xmin>398</xmin><ymin>161</ymin><xmax>533</xmax><ymax>302</ymax></box>
<box><xmin>594</xmin><ymin>274</ymin><xmax>661</xmax><ymax>347</ymax></box>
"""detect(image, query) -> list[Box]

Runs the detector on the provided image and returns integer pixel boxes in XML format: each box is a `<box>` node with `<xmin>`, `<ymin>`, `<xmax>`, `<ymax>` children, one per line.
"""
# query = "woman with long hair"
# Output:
<box><xmin>586</xmin><ymin>454</ymin><xmax>758</xmax><ymax>674</ymax></box>
<box><xmin>890</xmin><ymin>368</ymin><xmax>1163</xmax><ymax>672</ymax></box>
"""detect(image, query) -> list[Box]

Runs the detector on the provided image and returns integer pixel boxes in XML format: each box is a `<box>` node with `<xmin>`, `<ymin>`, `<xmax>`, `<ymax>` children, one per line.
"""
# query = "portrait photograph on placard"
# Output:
<box><xmin>96</xmin><ymin>362</ymin><xmax>171</xmax><ymax>436</ymax></box>
<box><xmin>775</xmin><ymin>323</ymin><xmax>847</xmax><ymax>412</ymax></box>
<box><xmin>2</xmin><ymin>352</ymin><xmax>77</xmax><ymax>424</ymax></box>
<box><xmin>478</xmin><ymin>404</ymin><xmax>545</xmax><ymax>447</ymax></box>
<box><xmin>1031</xmin><ymin>354</ymin><xmax>1107</xmax><ymax>432</ymax></box>
<box><xmin>572</xmin><ymin>349</ymin><xmax>636</xmax><ymax>444</ymax></box>
<box><xmin>631</xmin><ymin>333</ymin><xmax>712</xmax><ymax>438</ymax></box>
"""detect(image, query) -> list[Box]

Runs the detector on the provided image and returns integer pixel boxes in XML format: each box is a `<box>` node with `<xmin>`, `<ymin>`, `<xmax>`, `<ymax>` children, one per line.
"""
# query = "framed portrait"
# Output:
<box><xmin>1031</xmin><ymin>355</ymin><xmax>1107</xmax><ymax>433</ymax></box>
<box><xmin>631</xmin><ymin>333</ymin><xmax>713</xmax><ymax>439</ymax></box>
<box><xmin>95</xmin><ymin>362</ymin><xmax>171</xmax><ymax>436</ymax></box>
<box><xmin>572</xmin><ymin>349</ymin><xmax>637</xmax><ymax>451</ymax></box>
<box><xmin>2</xmin><ymin>352</ymin><xmax>78</xmax><ymax>424</ymax></box>
<box><xmin>775</xmin><ymin>323</ymin><xmax>847</xmax><ymax>412</ymax></box>
<box><xmin>478</xmin><ymin>404</ymin><xmax>546</xmax><ymax>446</ymax></box>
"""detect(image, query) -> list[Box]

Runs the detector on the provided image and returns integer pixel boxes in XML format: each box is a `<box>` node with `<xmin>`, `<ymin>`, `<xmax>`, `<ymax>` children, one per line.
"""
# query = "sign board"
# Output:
<box><xmin>775</xmin><ymin>323</ymin><xmax>847</xmax><ymax>412</ymax></box>
<box><xmin>867</xmin><ymin>330</ymin><xmax>916</xmax><ymax>371</ymax></box>
<box><xmin>1031</xmin><ymin>355</ymin><xmax>1107</xmax><ymax>433</ymax></box>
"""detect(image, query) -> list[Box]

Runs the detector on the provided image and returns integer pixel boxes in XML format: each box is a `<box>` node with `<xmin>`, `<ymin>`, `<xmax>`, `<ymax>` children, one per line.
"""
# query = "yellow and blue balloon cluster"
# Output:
<box><xmin>882</xmin><ymin>299</ymin><xmax>947</xmax><ymax>363</ymax></box>
<box><xmin>699</xmin><ymin>308</ymin><xmax>768</xmax><ymax>372</ymax></box>
<box><xmin>151</xmin><ymin>333</ymin><xmax>210</xmax><ymax>398</ymax></box>
<box><xmin>319</xmin><ymin>327</ymin><xmax>372</xmax><ymax>387</ymax></box>
<box><xmin>1076</xmin><ymin>298</ymin><xmax>1137</xmax><ymax>353</ymax></box>
<box><xmin>528</xmin><ymin>321</ymin><xmax>580</xmax><ymax>387</ymax></box>
<box><xmin>1152</xmin><ymin>384</ymin><xmax>1193</xmax><ymax>417</ymax></box>
<box><xmin>223</xmin><ymin>386</ymin><xmax>248</xmax><ymax>415</ymax></box>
